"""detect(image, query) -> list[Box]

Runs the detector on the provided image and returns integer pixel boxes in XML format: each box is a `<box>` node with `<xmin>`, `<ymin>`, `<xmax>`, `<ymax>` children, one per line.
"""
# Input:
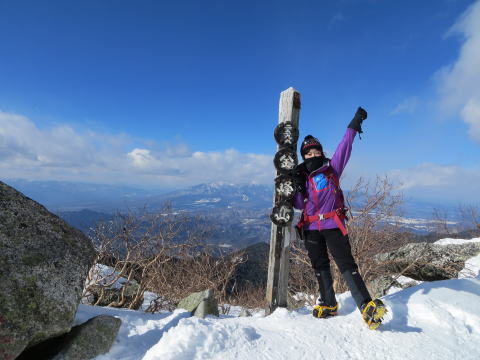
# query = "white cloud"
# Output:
<box><xmin>0</xmin><ymin>111</ymin><xmax>273</xmax><ymax>188</ymax></box>
<box><xmin>389</xmin><ymin>96</ymin><xmax>419</xmax><ymax>116</ymax></box>
<box><xmin>461</xmin><ymin>98</ymin><xmax>480</xmax><ymax>140</ymax></box>
<box><xmin>388</xmin><ymin>163</ymin><xmax>480</xmax><ymax>203</ymax></box>
<box><xmin>128</xmin><ymin>148</ymin><xmax>155</xmax><ymax>168</ymax></box>
<box><xmin>437</xmin><ymin>0</ymin><xmax>480</xmax><ymax>142</ymax></box>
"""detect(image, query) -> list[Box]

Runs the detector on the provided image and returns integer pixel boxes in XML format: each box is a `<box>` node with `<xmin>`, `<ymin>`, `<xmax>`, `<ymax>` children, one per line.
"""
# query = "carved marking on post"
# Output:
<box><xmin>266</xmin><ymin>87</ymin><xmax>301</xmax><ymax>315</ymax></box>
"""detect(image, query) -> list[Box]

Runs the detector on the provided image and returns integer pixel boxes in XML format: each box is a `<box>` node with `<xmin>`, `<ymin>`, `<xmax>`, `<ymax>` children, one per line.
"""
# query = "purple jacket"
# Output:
<box><xmin>293</xmin><ymin>128</ymin><xmax>357</xmax><ymax>231</ymax></box>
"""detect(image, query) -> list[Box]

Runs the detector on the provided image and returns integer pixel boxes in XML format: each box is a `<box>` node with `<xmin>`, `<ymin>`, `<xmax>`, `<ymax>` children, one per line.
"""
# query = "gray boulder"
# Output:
<box><xmin>239</xmin><ymin>309</ymin><xmax>252</xmax><ymax>317</ymax></box>
<box><xmin>17</xmin><ymin>315</ymin><xmax>121</xmax><ymax>360</ymax></box>
<box><xmin>367</xmin><ymin>276</ymin><xmax>402</xmax><ymax>298</ymax></box>
<box><xmin>52</xmin><ymin>315</ymin><xmax>121</xmax><ymax>360</ymax></box>
<box><xmin>367</xmin><ymin>275</ymin><xmax>418</xmax><ymax>298</ymax></box>
<box><xmin>177</xmin><ymin>289</ymin><xmax>219</xmax><ymax>318</ymax></box>
<box><xmin>0</xmin><ymin>182</ymin><xmax>97</xmax><ymax>359</ymax></box>
<box><xmin>375</xmin><ymin>241</ymin><xmax>480</xmax><ymax>281</ymax></box>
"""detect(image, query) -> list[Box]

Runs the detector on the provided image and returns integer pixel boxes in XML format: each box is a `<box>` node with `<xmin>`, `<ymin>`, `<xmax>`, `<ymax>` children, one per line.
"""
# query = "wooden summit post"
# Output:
<box><xmin>266</xmin><ymin>87</ymin><xmax>301</xmax><ymax>315</ymax></box>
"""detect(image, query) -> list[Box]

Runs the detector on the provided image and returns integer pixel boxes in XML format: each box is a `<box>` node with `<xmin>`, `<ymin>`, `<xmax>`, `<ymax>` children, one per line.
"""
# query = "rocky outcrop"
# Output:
<box><xmin>0</xmin><ymin>182</ymin><xmax>97</xmax><ymax>359</ymax></box>
<box><xmin>177</xmin><ymin>289</ymin><xmax>219</xmax><ymax>318</ymax></box>
<box><xmin>367</xmin><ymin>275</ymin><xmax>419</xmax><ymax>298</ymax></box>
<box><xmin>375</xmin><ymin>241</ymin><xmax>480</xmax><ymax>281</ymax></box>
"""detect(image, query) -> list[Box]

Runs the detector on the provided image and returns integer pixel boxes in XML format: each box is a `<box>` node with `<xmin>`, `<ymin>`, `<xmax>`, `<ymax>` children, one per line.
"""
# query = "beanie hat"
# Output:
<box><xmin>300</xmin><ymin>135</ymin><xmax>323</xmax><ymax>159</ymax></box>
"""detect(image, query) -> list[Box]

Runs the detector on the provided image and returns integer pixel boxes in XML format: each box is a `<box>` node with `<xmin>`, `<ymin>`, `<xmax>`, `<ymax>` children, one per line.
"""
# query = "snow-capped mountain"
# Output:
<box><xmin>144</xmin><ymin>182</ymin><xmax>272</xmax><ymax>211</ymax></box>
<box><xmin>2</xmin><ymin>179</ymin><xmax>465</xmax><ymax>244</ymax></box>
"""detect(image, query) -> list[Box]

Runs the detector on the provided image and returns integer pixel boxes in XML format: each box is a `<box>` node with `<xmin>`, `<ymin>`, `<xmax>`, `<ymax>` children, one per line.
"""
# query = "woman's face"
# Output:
<box><xmin>304</xmin><ymin>149</ymin><xmax>323</xmax><ymax>159</ymax></box>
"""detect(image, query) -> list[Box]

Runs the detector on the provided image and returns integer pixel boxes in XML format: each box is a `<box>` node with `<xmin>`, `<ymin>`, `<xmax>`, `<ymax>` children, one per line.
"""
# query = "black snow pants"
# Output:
<box><xmin>304</xmin><ymin>228</ymin><xmax>372</xmax><ymax>310</ymax></box>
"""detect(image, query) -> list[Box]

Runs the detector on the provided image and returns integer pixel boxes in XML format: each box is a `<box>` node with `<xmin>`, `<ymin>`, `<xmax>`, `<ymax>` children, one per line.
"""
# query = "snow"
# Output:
<box><xmin>194</xmin><ymin>198</ymin><xmax>222</xmax><ymax>204</ymax></box>
<box><xmin>76</xmin><ymin>239</ymin><xmax>480</xmax><ymax>360</ymax></box>
<box><xmin>434</xmin><ymin>237</ymin><xmax>480</xmax><ymax>278</ymax></box>
<box><xmin>395</xmin><ymin>275</ymin><xmax>421</xmax><ymax>286</ymax></box>
<box><xmin>434</xmin><ymin>237</ymin><xmax>480</xmax><ymax>246</ymax></box>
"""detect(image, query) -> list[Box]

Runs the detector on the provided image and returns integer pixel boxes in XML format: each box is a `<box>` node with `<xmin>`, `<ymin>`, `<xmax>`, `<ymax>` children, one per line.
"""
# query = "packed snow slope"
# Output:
<box><xmin>76</xmin><ymin>238</ymin><xmax>480</xmax><ymax>360</ymax></box>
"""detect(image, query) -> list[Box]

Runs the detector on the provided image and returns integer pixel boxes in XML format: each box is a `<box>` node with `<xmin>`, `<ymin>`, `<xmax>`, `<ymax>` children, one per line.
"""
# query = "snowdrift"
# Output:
<box><xmin>75</xmin><ymin>238</ymin><xmax>480</xmax><ymax>359</ymax></box>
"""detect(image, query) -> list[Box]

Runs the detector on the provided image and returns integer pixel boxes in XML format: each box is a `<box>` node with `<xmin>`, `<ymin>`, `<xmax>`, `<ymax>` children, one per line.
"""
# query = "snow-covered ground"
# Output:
<box><xmin>77</xmin><ymin>238</ymin><xmax>480</xmax><ymax>360</ymax></box>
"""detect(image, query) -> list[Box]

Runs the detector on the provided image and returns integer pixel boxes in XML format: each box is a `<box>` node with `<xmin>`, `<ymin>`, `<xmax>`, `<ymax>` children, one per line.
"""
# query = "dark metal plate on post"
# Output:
<box><xmin>274</xmin><ymin>121</ymin><xmax>299</xmax><ymax>147</ymax></box>
<box><xmin>275</xmin><ymin>174</ymin><xmax>296</xmax><ymax>200</ymax></box>
<box><xmin>273</xmin><ymin>148</ymin><xmax>297</xmax><ymax>174</ymax></box>
<box><xmin>270</xmin><ymin>202</ymin><xmax>294</xmax><ymax>226</ymax></box>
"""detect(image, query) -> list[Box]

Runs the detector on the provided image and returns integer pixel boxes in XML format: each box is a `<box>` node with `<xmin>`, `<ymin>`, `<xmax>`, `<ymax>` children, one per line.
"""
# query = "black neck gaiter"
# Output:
<box><xmin>304</xmin><ymin>156</ymin><xmax>326</xmax><ymax>173</ymax></box>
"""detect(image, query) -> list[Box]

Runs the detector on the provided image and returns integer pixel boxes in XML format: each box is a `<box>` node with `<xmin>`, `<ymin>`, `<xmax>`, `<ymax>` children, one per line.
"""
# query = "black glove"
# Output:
<box><xmin>348</xmin><ymin>107</ymin><xmax>367</xmax><ymax>133</ymax></box>
<box><xmin>292</xmin><ymin>163</ymin><xmax>307</xmax><ymax>195</ymax></box>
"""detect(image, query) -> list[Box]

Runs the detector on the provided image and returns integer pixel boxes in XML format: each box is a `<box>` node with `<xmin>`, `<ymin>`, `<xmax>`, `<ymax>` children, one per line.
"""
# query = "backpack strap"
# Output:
<box><xmin>323</xmin><ymin>167</ymin><xmax>345</xmax><ymax>209</ymax></box>
<box><xmin>304</xmin><ymin>208</ymin><xmax>349</xmax><ymax>236</ymax></box>
<box><xmin>296</xmin><ymin>166</ymin><xmax>349</xmax><ymax>236</ymax></box>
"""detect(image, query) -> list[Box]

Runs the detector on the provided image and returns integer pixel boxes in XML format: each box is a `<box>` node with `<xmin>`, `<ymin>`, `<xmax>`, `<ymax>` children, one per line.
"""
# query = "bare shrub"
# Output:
<box><xmin>226</xmin><ymin>282</ymin><xmax>268</xmax><ymax>310</ymax></box>
<box><xmin>83</xmin><ymin>204</ymin><xmax>246</xmax><ymax>312</ymax></box>
<box><xmin>457</xmin><ymin>204</ymin><xmax>480</xmax><ymax>237</ymax></box>
<box><xmin>343</xmin><ymin>176</ymin><xmax>406</xmax><ymax>289</ymax></box>
<box><xmin>430</xmin><ymin>208</ymin><xmax>453</xmax><ymax>236</ymax></box>
<box><xmin>289</xmin><ymin>237</ymin><xmax>318</xmax><ymax>305</ymax></box>
<box><xmin>430</xmin><ymin>204</ymin><xmax>480</xmax><ymax>238</ymax></box>
<box><xmin>145</xmin><ymin>246</ymin><xmax>246</xmax><ymax>312</ymax></box>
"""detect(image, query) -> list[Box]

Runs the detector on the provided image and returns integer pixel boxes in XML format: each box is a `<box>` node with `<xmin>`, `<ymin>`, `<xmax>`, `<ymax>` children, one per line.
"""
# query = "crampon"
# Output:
<box><xmin>312</xmin><ymin>303</ymin><xmax>338</xmax><ymax>318</ymax></box>
<box><xmin>361</xmin><ymin>299</ymin><xmax>386</xmax><ymax>330</ymax></box>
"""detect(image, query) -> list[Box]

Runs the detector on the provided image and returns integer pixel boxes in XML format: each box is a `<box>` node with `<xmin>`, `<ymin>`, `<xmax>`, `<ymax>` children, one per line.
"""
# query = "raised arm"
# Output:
<box><xmin>330</xmin><ymin>107</ymin><xmax>367</xmax><ymax>177</ymax></box>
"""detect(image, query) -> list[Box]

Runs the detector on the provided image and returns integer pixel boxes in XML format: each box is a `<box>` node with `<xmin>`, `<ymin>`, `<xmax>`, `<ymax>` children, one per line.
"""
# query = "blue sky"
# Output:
<box><xmin>1</xmin><ymin>0</ymin><xmax>479</xmax><ymax>204</ymax></box>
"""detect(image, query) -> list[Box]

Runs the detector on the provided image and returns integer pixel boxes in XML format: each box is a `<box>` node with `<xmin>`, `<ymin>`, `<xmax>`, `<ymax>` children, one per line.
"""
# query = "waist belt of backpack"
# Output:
<box><xmin>304</xmin><ymin>208</ymin><xmax>348</xmax><ymax>236</ymax></box>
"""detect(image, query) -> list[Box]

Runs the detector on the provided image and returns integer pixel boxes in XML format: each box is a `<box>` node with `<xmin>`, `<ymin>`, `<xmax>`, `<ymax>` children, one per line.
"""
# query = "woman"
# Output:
<box><xmin>293</xmin><ymin>107</ymin><xmax>385</xmax><ymax>329</ymax></box>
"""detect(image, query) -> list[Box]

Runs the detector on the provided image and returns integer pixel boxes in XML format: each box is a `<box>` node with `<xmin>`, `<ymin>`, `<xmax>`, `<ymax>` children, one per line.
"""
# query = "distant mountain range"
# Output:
<box><xmin>144</xmin><ymin>182</ymin><xmax>273</xmax><ymax>211</ymax></box>
<box><xmin>3</xmin><ymin>179</ymin><xmax>272</xmax><ymax>212</ymax></box>
<box><xmin>2</xmin><ymin>179</ymin><xmax>462</xmax><ymax>249</ymax></box>
<box><xmin>2</xmin><ymin>179</ymin><xmax>157</xmax><ymax>212</ymax></box>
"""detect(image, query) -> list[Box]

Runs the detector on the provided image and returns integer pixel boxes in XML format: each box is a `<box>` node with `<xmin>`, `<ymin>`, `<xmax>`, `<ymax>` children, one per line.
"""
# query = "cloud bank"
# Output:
<box><xmin>437</xmin><ymin>0</ymin><xmax>480</xmax><ymax>142</ymax></box>
<box><xmin>388</xmin><ymin>163</ymin><xmax>480</xmax><ymax>203</ymax></box>
<box><xmin>0</xmin><ymin>112</ymin><xmax>273</xmax><ymax>188</ymax></box>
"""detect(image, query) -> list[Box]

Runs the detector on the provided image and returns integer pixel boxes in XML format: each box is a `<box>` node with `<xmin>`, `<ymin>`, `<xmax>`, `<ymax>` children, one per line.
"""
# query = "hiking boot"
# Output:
<box><xmin>361</xmin><ymin>299</ymin><xmax>386</xmax><ymax>330</ymax></box>
<box><xmin>312</xmin><ymin>302</ymin><xmax>338</xmax><ymax>318</ymax></box>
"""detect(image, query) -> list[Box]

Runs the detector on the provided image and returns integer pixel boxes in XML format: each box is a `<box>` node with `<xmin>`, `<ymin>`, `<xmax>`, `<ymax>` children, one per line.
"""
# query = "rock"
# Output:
<box><xmin>367</xmin><ymin>276</ymin><xmax>402</xmax><ymax>298</ymax></box>
<box><xmin>375</xmin><ymin>242</ymin><xmax>480</xmax><ymax>281</ymax></box>
<box><xmin>17</xmin><ymin>315</ymin><xmax>121</xmax><ymax>360</ymax></box>
<box><xmin>239</xmin><ymin>309</ymin><xmax>252</xmax><ymax>317</ymax></box>
<box><xmin>0</xmin><ymin>182</ymin><xmax>97</xmax><ymax>359</ymax></box>
<box><xmin>52</xmin><ymin>315</ymin><xmax>122</xmax><ymax>360</ymax></box>
<box><xmin>368</xmin><ymin>275</ymin><xmax>420</xmax><ymax>298</ymax></box>
<box><xmin>177</xmin><ymin>289</ymin><xmax>219</xmax><ymax>318</ymax></box>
